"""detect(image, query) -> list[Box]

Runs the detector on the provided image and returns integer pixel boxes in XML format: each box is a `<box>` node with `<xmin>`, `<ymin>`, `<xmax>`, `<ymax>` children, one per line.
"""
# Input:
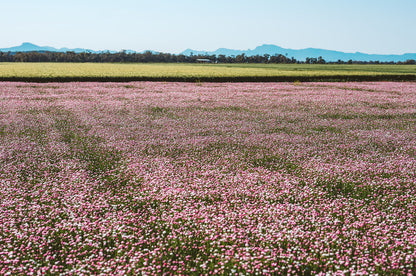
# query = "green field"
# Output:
<box><xmin>0</xmin><ymin>62</ymin><xmax>415</xmax><ymax>82</ymax></box>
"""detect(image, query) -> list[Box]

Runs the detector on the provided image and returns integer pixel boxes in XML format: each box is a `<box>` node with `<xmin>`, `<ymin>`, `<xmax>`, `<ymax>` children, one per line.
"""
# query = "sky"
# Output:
<box><xmin>2</xmin><ymin>0</ymin><xmax>416</xmax><ymax>54</ymax></box>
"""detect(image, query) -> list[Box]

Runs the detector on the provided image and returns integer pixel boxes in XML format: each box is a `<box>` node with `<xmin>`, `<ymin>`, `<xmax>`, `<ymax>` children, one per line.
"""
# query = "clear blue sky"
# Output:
<box><xmin>2</xmin><ymin>0</ymin><xmax>416</xmax><ymax>54</ymax></box>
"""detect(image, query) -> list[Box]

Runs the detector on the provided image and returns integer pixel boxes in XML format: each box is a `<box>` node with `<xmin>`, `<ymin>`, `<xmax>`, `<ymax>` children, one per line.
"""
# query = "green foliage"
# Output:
<box><xmin>315</xmin><ymin>178</ymin><xmax>373</xmax><ymax>199</ymax></box>
<box><xmin>318</xmin><ymin>113</ymin><xmax>359</xmax><ymax>120</ymax></box>
<box><xmin>250</xmin><ymin>154</ymin><xmax>299</xmax><ymax>173</ymax></box>
<box><xmin>311</xmin><ymin>126</ymin><xmax>342</xmax><ymax>133</ymax></box>
<box><xmin>149</xmin><ymin>106</ymin><xmax>168</xmax><ymax>114</ymax></box>
<box><xmin>54</xmin><ymin>117</ymin><xmax>122</xmax><ymax>177</ymax></box>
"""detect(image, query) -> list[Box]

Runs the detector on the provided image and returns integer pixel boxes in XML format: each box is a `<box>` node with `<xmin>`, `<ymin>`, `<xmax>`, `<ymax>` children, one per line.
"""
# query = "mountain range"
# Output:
<box><xmin>0</xmin><ymin>42</ymin><xmax>141</xmax><ymax>55</ymax></box>
<box><xmin>181</xmin><ymin>45</ymin><xmax>416</xmax><ymax>62</ymax></box>
<box><xmin>1</xmin><ymin>43</ymin><xmax>416</xmax><ymax>62</ymax></box>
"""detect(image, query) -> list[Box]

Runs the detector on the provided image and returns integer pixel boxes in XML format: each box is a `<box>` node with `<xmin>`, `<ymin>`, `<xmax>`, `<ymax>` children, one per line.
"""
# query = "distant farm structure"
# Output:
<box><xmin>196</xmin><ymin>58</ymin><xmax>211</xmax><ymax>63</ymax></box>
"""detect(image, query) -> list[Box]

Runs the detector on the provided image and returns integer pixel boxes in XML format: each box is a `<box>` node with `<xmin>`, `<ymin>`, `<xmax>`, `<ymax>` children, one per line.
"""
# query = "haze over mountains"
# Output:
<box><xmin>0</xmin><ymin>43</ymin><xmax>127</xmax><ymax>54</ymax></box>
<box><xmin>182</xmin><ymin>45</ymin><xmax>416</xmax><ymax>62</ymax></box>
<box><xmin>1</xmin><ymin>43</ymin><xmax>416</xmax><ymax>62</ymax></box>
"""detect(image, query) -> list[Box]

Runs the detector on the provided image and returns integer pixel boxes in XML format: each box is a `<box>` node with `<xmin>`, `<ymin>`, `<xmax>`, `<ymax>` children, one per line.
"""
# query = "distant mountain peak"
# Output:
<box><xmin>256</xmin><ymin>44</ymin><xmax>283</xmax><ymax>49</ymax></box>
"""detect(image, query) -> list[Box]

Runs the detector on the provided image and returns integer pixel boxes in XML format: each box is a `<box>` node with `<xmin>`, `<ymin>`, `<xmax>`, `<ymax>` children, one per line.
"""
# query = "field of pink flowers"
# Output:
<box><xmin>0</xmin><ymin>81</ymin><xmax>415</xmax><ymax>275</ymax></box>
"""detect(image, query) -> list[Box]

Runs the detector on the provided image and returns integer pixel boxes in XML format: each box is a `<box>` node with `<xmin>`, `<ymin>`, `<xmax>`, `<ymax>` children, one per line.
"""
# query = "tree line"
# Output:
<box><xmin>0</xmin><ymin>50</ymin><xmax>415</xmax><ymax>64</ymax></box>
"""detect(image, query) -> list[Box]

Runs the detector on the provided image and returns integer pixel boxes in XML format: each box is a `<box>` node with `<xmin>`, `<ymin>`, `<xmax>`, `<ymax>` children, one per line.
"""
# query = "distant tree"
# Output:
<box><xmin>269</xmin><ymin>54</ymin><xmax>289</xmax><ymax>63</ymax></box>
<box><xmin>305</xmin><ymin>57</ymin><xmax>318</xmax><ymax>64</ymax></box>
<box><xmin>217</xmin><ymin>55</ymin><xmax>227</xmax><ymax>63</ymax></box>
<box><xmin>236</xmin><ymin>54</ymin><xmax>246</xmax><ymax>63</ymax></box>
<box><xmin>176</xmin><ymin>54</ymin><xmax>187</xmax><ymax>63</ymax></box>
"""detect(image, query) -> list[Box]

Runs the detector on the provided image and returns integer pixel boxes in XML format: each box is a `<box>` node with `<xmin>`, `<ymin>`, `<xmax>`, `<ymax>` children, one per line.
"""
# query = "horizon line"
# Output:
<box><xmin>1</xmin><ymin>42</ymin><xmax>415</xmax><ymax>56</ymax></box>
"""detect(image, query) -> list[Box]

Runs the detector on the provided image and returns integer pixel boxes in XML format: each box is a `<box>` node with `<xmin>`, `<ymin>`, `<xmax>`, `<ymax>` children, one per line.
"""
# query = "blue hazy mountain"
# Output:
<box><xmin>181</xmin><ymin>44</ymin><xmax>416</xmax><ymax>62</ymax></box>
<box><xmin>0</xmin><ymin>42</ymin><xmax>125</xmax><ymax>54</ymax></box>
<box><xmin>1</xmin><ymin>43</ymin><xmax>415</xmax><ymax>62</ymax></box>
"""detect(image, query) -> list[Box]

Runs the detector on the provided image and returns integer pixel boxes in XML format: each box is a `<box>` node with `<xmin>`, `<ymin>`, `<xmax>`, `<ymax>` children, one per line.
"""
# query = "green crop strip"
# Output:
<box><xmin>0</xmin><ymin>63</ymin><xmax>415</xmax><ymax>82</ymax></box>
